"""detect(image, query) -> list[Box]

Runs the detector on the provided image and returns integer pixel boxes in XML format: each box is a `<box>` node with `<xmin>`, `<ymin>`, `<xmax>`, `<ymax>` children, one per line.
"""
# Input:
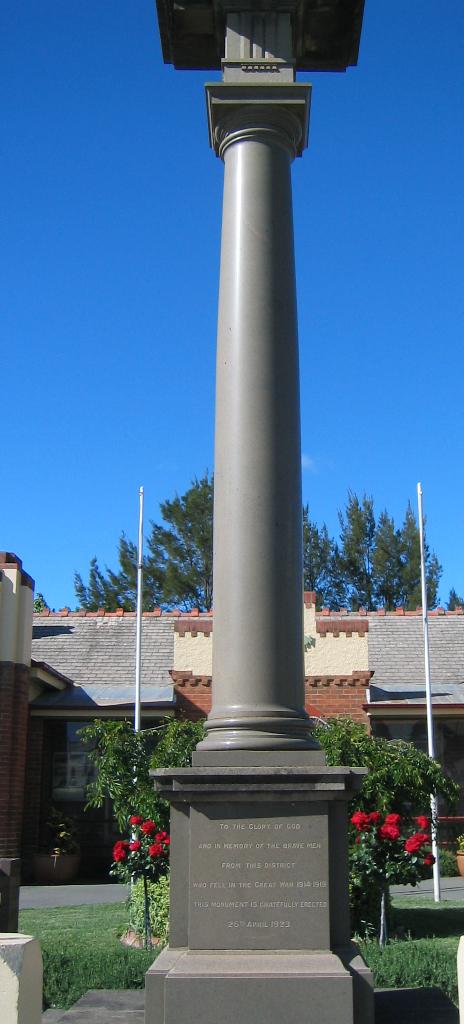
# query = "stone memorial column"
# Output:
<box><xmin>147</xmin><ymin>5</ymin><xmax>373</xmax><ymax>1023</ymax></box>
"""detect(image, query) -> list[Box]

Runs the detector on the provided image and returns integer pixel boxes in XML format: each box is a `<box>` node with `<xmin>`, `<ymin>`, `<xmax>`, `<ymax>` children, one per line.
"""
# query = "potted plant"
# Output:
<box><xmin>456</xmin><ymin>835</ymin><xmax>464</xmax><ymax>877</ymax></box>
<box><xmin>33</xmin><ymin>809</ymin><xmax>81</xmax><ymax>883</ymax></box>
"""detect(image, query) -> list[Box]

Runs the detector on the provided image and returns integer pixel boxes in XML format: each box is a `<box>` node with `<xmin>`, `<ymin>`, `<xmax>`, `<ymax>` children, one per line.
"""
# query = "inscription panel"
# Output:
<box><xmin>189</xmin><ymin>802</ymin><xmax>329</xmax><ymax>949</ymax></box>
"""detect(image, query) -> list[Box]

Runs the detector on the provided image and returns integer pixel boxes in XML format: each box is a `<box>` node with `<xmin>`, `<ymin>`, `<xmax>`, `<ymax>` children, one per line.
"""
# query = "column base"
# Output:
<box><xmin>146</xmin><ymin>946</ymin><xmax>373</xmax><ymax>1024</ymax></box>
<box><xmin>197</xmin><ymin>706</ymin><xmax>322</xmax><ymax>754</ymax></box>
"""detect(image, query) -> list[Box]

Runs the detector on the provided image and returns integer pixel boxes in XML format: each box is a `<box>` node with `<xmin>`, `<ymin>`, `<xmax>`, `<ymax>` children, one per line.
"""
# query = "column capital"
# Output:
<box><xmin>206</xmin><ymin>82</ymin><xmax>311</xmax><ymax>159</ymax></box>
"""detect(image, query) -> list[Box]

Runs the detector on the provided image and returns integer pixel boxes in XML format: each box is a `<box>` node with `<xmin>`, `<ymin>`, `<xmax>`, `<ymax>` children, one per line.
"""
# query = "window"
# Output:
<box><xmin>51</xmin><ymin>722</ymin><xmax>96</xmax><ymax>802</ymax></box>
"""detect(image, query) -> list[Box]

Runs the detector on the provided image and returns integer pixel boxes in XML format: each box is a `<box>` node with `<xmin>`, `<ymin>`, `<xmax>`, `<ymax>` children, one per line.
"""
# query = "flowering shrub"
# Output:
<box><xmin>350</xmin><ymin>810</ymin><xmax>434</xmax><ymax>943</ymax></box>
<box><xmin>111</xmin><ymin>817</ymin><xmax>170</xmax><ymax>885</ymax></box>
<box><xmin>110</xmin><ymin>815</ymin><xmax>170</xmax><ymax>948</ymax></box>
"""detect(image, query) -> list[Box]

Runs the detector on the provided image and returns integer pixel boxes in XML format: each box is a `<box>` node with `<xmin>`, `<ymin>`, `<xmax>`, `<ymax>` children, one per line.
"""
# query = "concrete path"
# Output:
<box><xmin>42</xmin><ymin>987</ymin><xmax>458</xmax><ymax>1024</ymax></box>
<box><xmin>390</xmin><ymin>876</ymin><xmax>464</xmax><ymax>900</ymax></box>
<box><xmin>22</xmin><ymin>875</ymin><xmax>464</xmax><ymax>911</ymax></box>
<box><xmin>20</xmin><ymin>883</ymin><xmax>128</xmax><ymax>910</ymax></box>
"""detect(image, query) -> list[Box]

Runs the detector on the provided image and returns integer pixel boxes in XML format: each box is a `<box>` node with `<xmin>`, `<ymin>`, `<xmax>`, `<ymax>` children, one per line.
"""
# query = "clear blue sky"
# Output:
<box><xmin>2</xmin><ymin>1</ymin><xmax>464</xmax><ymax>609</ymax></box>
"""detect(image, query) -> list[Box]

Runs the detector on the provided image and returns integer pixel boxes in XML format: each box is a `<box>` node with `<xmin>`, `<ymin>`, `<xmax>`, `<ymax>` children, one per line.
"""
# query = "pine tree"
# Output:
<box><xmin>338</xmin><ymin>492</ymin><xmax>376</xmax><ymax>609</ymax></box>
<box><xmin>372</xmin><ymin>511</ymin><xmax>402</xmax><ymax>609</ymax></box>
<box><xmin>74</xmin><ymin>474</ymin><xmax>213</xmax><ymax>612</ymax></box>
<box><xmin>303</xmin><ymin>506</ymin><xmax>345</xmax><ymax>607</ymax></box>
<box><xmin>398</xmin><ymin>502</ymin><xmax>441</xmax><ymax>609</ymax></box>
<box><xmin>33</xmin><ymin>592</ymin><xmax>49</xmax><ymax>613</ymax></box>
<box><xmin>74</xmin><ymin>480</ymin><xmax>444</xmax><ymax>614</ymax></box>
<box><xmin>323</xmin><ymin>542</ymin><xmax>349</xmax><ymax>611</ymax></box>
<box><xmin>149</xmin><ymin>473</ymin><xmax>213</xmax><ymax>610</ymax></box>
<box><xmin>448</xmin><ymin>588</ymin><xmax>464</xmax><ymax>610</ymax></box>
<box><xmin>74</xmin><ymin>556</ymin><xmax>122</xmax><ymax>611</ymax></box>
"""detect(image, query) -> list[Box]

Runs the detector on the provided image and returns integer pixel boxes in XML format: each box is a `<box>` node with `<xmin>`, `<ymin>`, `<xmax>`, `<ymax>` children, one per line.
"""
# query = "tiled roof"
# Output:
<box><xmin>32</xmin><ymin>614</ymin><xmax>174</xmax><ymax>690</ymax></box>
<box><xmin>368</xmin><ymin>615</ymin><xmax>464</xmax><ymax>686</ymax></box>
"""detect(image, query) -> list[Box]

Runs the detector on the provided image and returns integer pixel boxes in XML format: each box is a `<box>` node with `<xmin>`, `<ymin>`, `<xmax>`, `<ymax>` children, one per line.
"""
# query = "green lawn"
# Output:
<box><xmin>391</xmin><ymin>896</ymin><xmax>464</xmax><ymax>938</ymax></box>
<box><xmin>359</xmin><ymin>896</ymin><xmax>464</xmax><ymax>1006</ymax></box>
<box><xmin>19</xmin><ymin>896</ymin><xmax>464</xmax><ymax>1010</ymax></box>
<box><xmin>19</xmin><ymin>903</ymin><xmax>158</xmax><ymax>1010</ymax></box>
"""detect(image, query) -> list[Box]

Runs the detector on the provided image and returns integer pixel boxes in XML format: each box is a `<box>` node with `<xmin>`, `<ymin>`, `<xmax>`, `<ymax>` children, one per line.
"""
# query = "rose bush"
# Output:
<box><xmin>110</xmin><ymin>816</ymin><xmax>170</xmax><ymax>947</ymax></box>
<box><xmin>350</xmin><ymin>810</ymin><xmax>434</xmax><ymax>943</ymax></box>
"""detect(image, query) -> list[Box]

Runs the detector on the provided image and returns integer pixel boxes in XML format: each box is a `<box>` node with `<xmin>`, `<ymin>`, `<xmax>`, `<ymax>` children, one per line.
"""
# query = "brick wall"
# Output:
<box><xmin>21</xmin><ymin>718</ymin><xmax>44</xmax><ymax>867</ymax></box>
<box><xmin>172</xmin><ymin>670</ymin><xmax>371</xmax><ymax>727</ymax></box>
<box><xmin>305</xmin><ymin>672</ymin><xmax>371</xmax><ymax>724</ymax></box>
<box><xmin>172</xmin><ymin>672</ymin><xmax>212</xmax><ymax>720</ymax></box>
<box><xmin>0</xmin><ymin>662</ymin><xmax>30</xmax><ymax>857</ymax></box>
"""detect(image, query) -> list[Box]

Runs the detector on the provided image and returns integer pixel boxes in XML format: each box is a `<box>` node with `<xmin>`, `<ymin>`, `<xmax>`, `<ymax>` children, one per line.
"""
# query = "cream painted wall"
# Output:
<box><xmin>173</xmin><ymin>606</ymin><xmax>367</xmax><ymax>679</ymax></box>
<box><xmin>174</xmin><ymin>631</ymin><xmax>213</xmax><ymax>675</ymax></box>
<box><xmin>0</xmin><ymin>566</ymin><xmax>33</xmax><ymax>665</ymax></box>
<box><xmin>303</xmin><ymin>605</ymin><xmax>368</xmax><ymax>676</ymax></box>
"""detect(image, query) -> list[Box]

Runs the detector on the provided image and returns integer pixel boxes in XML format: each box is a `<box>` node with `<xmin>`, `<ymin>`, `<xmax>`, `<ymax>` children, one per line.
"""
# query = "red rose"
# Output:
<box><xmin>423</xmin><ymin>854</ymin><xmax>435</xmax><ymax>866</ymax></box>
<box><xmin>368</xmin><ymin>812</ymin><xmax>381</xmax><ymax>824</ymax></box>
<box><xmin>129</xmin><ymin>815</ymin><xmax>143</xmax><ymax>825</ymax></box>
<box><xmin>415</xmin><ymin>816</ymin><xmax>429</xmax><ymax>830</ymax></box>
<box><xmin>129</xmin><ymin>840</ymin><xmax>142</xmax><ymax>852</ymax></box>
<box><xmin>378</xmin><ymin>824</ymin><xmax>400</xmax><ymax>841</ymax></box>
<box><xmin>163</xmin><ymin>836</ymin><xmax>170</xmax><ymax>846</ymax></box>
<box><xmin>113</xmin><ymin>840</ymin><xmax>129</xmax><ymax>862</ymax></box>
<box><xmin>141</xmin><ymin>820</ymin><xmax>158</xmax><ymax>835</ymax></box>
<box><xmin>148</xmin><ymin>843</ymin><xmax>163</xmax><ymax>858</ymax></box>
<box><xmin>384</xmin><ymin>813</ymin><xmax>402</xmax><ymax>827</ymax></box>
<box><xmin>404</xmin><ymin>836</ymin><xmax>421</xmax><ymax>854</ymax></box>
<box><xmin>155</xmin><ymin>832</ymin><xmax>168</xmax><ymax>842</ymax></box>
<box><xmin>351</xmin><ymin>811</ymin><xmax>371</xmax><ymax>831</ymax></box>
<box><xmin>405</xmin><ymin>832</ymin><xmax>429</xmax><ymax>854</ymax></box>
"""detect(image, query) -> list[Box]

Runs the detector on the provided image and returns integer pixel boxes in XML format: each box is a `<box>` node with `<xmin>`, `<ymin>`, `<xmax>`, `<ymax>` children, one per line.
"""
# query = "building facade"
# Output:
<box><xmin>2</xmin><ymin>552</ymin><xmax>464</xmax><ymax>876</ymax></box>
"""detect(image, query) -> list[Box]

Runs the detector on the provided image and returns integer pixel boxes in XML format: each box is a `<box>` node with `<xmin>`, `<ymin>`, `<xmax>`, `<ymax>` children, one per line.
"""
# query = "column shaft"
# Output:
<box><xmin>201</xmin><ymin>104</ymin><xmax>315</xmax><ymax>751</ymax></box>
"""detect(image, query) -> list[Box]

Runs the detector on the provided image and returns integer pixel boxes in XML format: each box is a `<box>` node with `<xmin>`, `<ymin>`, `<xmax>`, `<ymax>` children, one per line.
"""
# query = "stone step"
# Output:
<box><xmin>42</xmin><ymin>990</ymin><xmax>144</xmax><ymax>1024</ymax></box>
<box><xmin>43</xmin><ymin>986</ymin><xmax>458</xmax><ymax>1024</ymax></box>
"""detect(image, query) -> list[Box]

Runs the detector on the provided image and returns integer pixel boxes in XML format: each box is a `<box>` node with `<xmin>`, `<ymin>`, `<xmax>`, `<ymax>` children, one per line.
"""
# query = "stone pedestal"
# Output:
<box><xmin>146</xmin><ymin>765</ymin><xmax>374</xmax><ymax>1024</ymax></box>
<box><xmin>0</xmin><ymin>934</ymin><xmax>42</xmax><ymax>1024</ymax></box>
<box><xmin>0</xmin><ymin>859</ymin><xmax>20</xmax><ymax>933</ymax></box>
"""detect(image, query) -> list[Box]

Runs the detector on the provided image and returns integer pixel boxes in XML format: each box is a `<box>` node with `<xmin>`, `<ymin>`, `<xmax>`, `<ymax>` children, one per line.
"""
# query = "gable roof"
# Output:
<box><xmin>31</xmin><ymin>614</ymin><xmax>175</xmax><ymax>707</ymax></box>
<box><xmin>368</xmin><ymin>615</ymin><xmax>464</xmax><ymax>687</ymax></box>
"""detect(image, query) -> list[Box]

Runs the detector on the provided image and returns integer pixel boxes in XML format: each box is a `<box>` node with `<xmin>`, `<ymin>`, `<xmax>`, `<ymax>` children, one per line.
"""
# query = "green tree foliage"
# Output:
<box><xmin>448</xmin><ymin>588</ymin><xmax>464</xmax><ymax>611</ymax></box>
<box><xmin>150</xmin><ymin>718</ymin><xmax>205</xmax><ymax>771</ymax></box>
<box><xmin>33</xmin><ymin>592</ymin><xmax>49</xmax><ymax>612</ymax></box>
<box><xmin>313</xmin><ymin>718</ymin><xmax>458</xmax><ymax>815</ymax></box>
<box><xmin>75</xmin><ymin>479</ymin><xmax>447</xmax><ymax>613</ymax></box>
<box><xmin>79</xmin><ymin>720</ymin><xmax>160</xmax><ymax>831</ymax></box>
<box><xmin>302</xmin><ymin>506</ymin><xmax>347</xmax><ymax>609</ymax></box>
<box><xmin>335</xmin><ymin>495</ymin><xmax>442</xmax><ymax>611</ymax></box>
<box><xmin>75</xmin><ymin>474</ymin><xmax>213</xmax><ymax>612</ymax></box>
<box><xmin>398</xmin><ymin>502</ymin><xmax>441</xmax><ymax>610</ymax></box>
<box><xmin>148</xmin><ymin>474</ymin><xmax>213</xmax><ymax>611</ymax></box>
<box><xmin>79</xmin><ymin>718</ymin><xmax>205</xmax><ymax>833</ymax></box>
<box><xmin>372</xmin><ymin>511</ymin><xmax>402</xmax><ymax>610</ymax></box>
<box><xmin>338</xmin><ymin>492</ymin><xmax>377</xmax><ymax>610</ymax></box>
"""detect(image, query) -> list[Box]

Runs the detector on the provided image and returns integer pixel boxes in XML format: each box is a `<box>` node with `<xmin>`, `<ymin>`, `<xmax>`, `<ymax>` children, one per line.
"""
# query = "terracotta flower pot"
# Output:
<box><xmin>457</xmin><ymin>852</ymin><xmax>464</xmax><ymax>878</ymax></box>
<box><xmin>33</xmin><ymin>853</ymin><xmax>81</xmax><ymax>884</ymax></box>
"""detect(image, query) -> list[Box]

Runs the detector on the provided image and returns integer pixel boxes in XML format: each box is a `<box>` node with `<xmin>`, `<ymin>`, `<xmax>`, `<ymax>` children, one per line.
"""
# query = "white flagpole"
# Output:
<box><xmin>417</xmin><ymin>482</ymin><xmax>440</xmax><ymax>902</ymax></box>
<box><xmin>134</xmin><ymin>485</ymin><xmax>144</xmax><ymax>734</ymax></box>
